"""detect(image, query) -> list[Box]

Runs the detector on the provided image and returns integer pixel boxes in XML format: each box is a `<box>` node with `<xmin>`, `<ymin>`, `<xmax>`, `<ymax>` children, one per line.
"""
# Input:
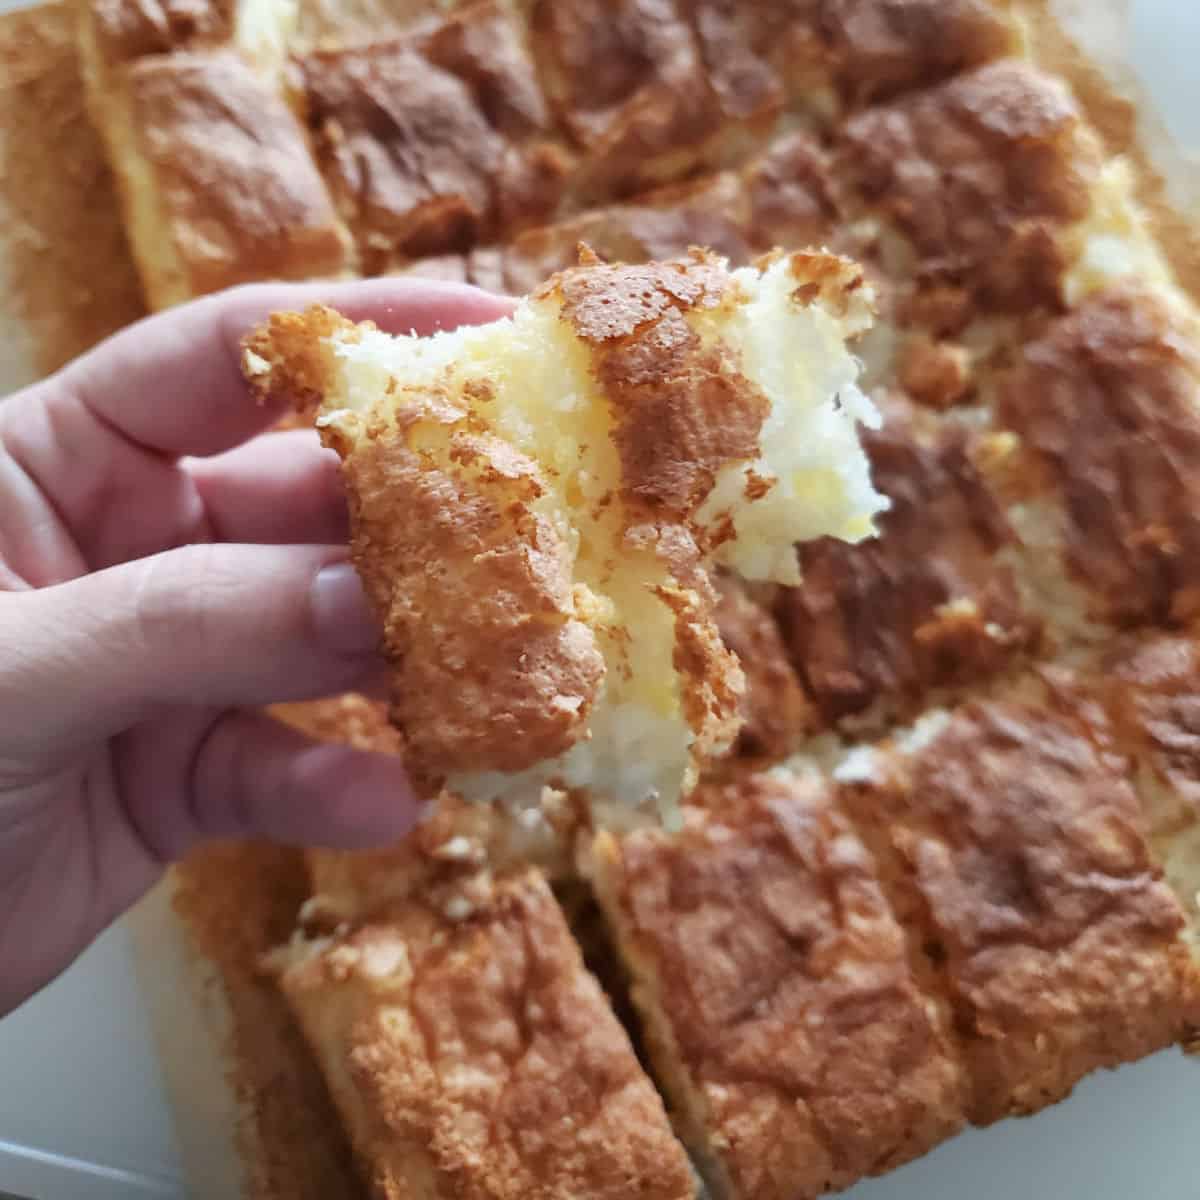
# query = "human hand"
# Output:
<box><xmin>0</xmin><ymin>278</ymin><xmax>512</xmax><ymax>1016</ymax></box>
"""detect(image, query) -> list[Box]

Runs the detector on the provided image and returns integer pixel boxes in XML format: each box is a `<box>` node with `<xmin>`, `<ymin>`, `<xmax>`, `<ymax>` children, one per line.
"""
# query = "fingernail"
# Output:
<box><xmin>311</xmin><ymin>561</ymin><xmax>380</xmax><ymax>654</ymax></box>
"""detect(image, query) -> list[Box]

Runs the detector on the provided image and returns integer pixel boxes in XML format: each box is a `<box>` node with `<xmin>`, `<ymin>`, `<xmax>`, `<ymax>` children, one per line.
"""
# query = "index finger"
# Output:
<box><xmin>50</xmin><ymin>278</ymin><xmax>515</xmax><ymax>458</ymax></box>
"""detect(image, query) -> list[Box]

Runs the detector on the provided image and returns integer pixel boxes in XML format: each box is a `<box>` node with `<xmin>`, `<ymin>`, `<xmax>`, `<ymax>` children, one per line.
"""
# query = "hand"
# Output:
<box><xmin>0</xmin><ymin>278</ymin><xmax>512</xmax><ymax>1016</ymax></box>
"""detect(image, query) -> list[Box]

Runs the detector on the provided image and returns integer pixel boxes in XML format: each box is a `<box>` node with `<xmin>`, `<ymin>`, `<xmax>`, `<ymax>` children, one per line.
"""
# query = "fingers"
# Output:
<box><xmin>115</xmin><ymin>709</ymin><xmax>419</xmax><ymax>862</ymax></box>
<box><xmin>1</xmin><ymin>278</ymin><xmax>510</xmax><ymax>580</ymax></box>
<box><xmin>1</xmin><ymin>385</ymin><xmax>210</xmax><ymax>581</ymax></box>
<box><xmin>50</xmin><ymin>278</ymin><xmax>515</xmax><ymax>458</ymax></box>
<box><xmin>0</xmin><ymin>543</ymin><xmax>383</xmax><ymax>756</ymax></box>
<box><xmin>1</xmin><ymin>417</ymin><xmax>349</xmax><ymax>581</ymax></box>
<box><xmin>185</xmin><ymin>429</ymin><xmax>348</xmax><ymax>546</ymax></box>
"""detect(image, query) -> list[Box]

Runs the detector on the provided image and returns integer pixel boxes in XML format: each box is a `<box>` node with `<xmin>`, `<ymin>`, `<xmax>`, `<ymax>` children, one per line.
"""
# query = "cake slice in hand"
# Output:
<box><xmin>243</xmin><ymin>247</ymin><xmax>886</xmax><ymax>824</ymax></box>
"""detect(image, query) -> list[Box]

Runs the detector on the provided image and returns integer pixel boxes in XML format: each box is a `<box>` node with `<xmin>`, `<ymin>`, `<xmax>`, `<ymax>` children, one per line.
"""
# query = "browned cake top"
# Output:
<box><xmin>682</xmin><ymin>0</ymin><xmax>1018</xmax><ymax>110</ymax></box>
<box><xmin>345</xmin><ymin>409</ymin><xmax>606</xmax><ymax>783</ymax></box>
<box><xmin>818</xmin><ymin>0</ymin><xmax>1018</xmax><ymax>101</ymax></box>
<box><xmin>89</xmin><ymin>0</ymin><xmax>232</xmax><ymax>65</ymax></box>
<box><xmin>532</xmin><ymin>0</ymin><xmax>771</xmax><ymax>201</ymax></box>
<box><xmin>743</xmin><ymin>130</ymin><xmax>838</xmax><ymax>251</ymax></box>
<box><xmin>299</xmin><ymin>2</ymin><xmax>572</xmax><ymax>266</ymax></box>
<box><xmin>995</xmin><ymin>286</ymin><xmax>1200</xmax><ymax>627</ymax></box>
<box><xmin>420</xmin><ymin>1</ymin><xmax>551</xmax><ymax>138</ymax></box>
<box><xmin>682</xmin><ymin>0</ymin><xmax>785</xmax><ymax>123</ymax></box>
<box><xmin>600</xmin><ymin>770</ymin><xmax>966</xmax><ymax>1200</ymax></box>
<box><xmin>1092</xmin><ymin>634</ymin><xmax>1200</xmax><ymax>829</ymax></box>
<box><xmin>842</xmin><ymin>695</ymin><xmax>1199</xmax><ymax>1123</ymax></box>
<box><xmin>500</xmin><ymin>172</ymin><xmax>754</xmax><ymax>294</ymax></box>
<box><xmin>127</xmin><ymin>51</ymin><xmax>349</xmax><ymax>294</ymax></box>
<box><xmin>839</xmin><ymin>59</ymin><xmax>1097</xmax><ymax>307</ymax></box>
<box><xmin>551</xmin><ymin>252</ymin><xmax>773</xmax><ymax>519</ymax></box>
<box><xmin>281</xmin><ymin>871</ymin><xmax>696</xmax><ymax>1200</ymax></box>
<box><xmin>530</xmin><ymin>0</ymin><xmax>705</xmax><ymax>147</ymax></box>
<box><xmin>778</xmin><ymin>400</ymin><xmax>1039</xmax><ymax>727</ymax></box>
<box><xmin>300</xmin><ymin>39</ymin><xmax>504</xmax><ymax>258</ymax></box>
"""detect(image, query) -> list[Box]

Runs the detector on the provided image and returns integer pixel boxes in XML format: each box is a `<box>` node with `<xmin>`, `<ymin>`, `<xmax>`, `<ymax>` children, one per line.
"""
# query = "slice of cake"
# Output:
<box><xmin>79</xmin><ymin>48</ymin><xmax>352</xmax><ymax>309</ymax></box>
<box><xmin>274</xmin><ymin>868</ymin><xmax>696</xmax><ymax>1200</ymax></box>
<box><xmin>243</xmin><ymin>247</ymin><xmax>886</xmax><ymax>822</ymax></box>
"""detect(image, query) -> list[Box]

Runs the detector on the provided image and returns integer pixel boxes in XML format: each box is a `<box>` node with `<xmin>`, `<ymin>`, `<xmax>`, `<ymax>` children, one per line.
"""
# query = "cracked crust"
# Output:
<box><xmin>298</xmin><ymin>38</ymin><xmax>506</xmax><ymax>265</ymax></box>
<box><xmin>839</xmin><ymin>695</ymin><xmax>1200</xmax><ymax>1125</ymax></box>
<box><xmin>684</xmin><ymin>0</ymin><xmax>1018</xmax><ymax>111</ymax></box>
<box><xmin>777</xmin><ymin>398</ymin><xmax>1040</xmax><ymax>730</ymax></box>
<box><xmin>499</xmin><ymin>129</ymin><xmax>840</xmax><ymax>295</ymax></box>
<box><xmin>275</xmin><ymin>869</ymin><xmax>696</xmax><ymax>1200</ymax></box>
<box><xmin>993</xmin><ymin>285</ymin><xmax>1200</xmax><ymax>628</ymax></box>
<box><xmin>838</xmin><ymin>59</ymin><xmax>1100</xmax><ymax>309</ymax></box>
<box><xmin>586</xmin><ymin>770</ymin><xmax>967</xmax><ymax>1200</ymax></box>
<box><xmin>530</xmin><ymin>0</ymin><xmax>777</xmax><ymax>203</ymax></box>
<box><xmin>83</xmin><ymin>0</ymin><xmax>233</xmax><ymax>66</ymax></box>
<box><xmin>501</xmin><ymin>172</ymin><xmax>755</xmax><ymax>295</ymax></box>
<box><xmin>298</xmin><ymin>1</ymin><xmax>574</xmax><ymax>270</ymax></box>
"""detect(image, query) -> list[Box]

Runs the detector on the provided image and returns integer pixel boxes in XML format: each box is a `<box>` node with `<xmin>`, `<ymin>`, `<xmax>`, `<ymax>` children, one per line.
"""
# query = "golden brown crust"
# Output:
<box><xmin>590</xmin><ymin>771</ymin><xmax>967</xmax><ymax>1200</ymax></box>
<box><xmin>299</xmin><ymin>38</ymin><xmax>504</xmax><ymax>265</ymax></box>
<box><xmin>277</xmin><ymin>870</ymin><xmax>695</xmax><ymax>1200</ymax></box>
<box><xmin>0</xmin><ymin>2</ymin><xmax>146</xmax><ymax>374</ymax></box>
<box><xmin>550</xmin><ymin>250</ymin><xmax>769</xmax><ymax>520</ymax></box>
<box><xmin>85</xmin><ymin>0</ymin><xmax>232</xmax><ymax>66</ymax></box>
<box><xmin>496</xmin><ymin>129</ymin><xmax>840</xmax><ymax>298</ymax></box>
<box><xmin>171</xmin><ymin>844</ymin><xmax>362</xmax><ymax>1200</ymax></box>
<box><xmin>249</xmin><ymin>308</ymin><xmax>607</xmax><ymax>789</ymax></box>
<box><xmin>840</xmin><ymin>696</ymin><xmax>1200</xmax><ymax>1125</ymax></box>
<box><xmin>340</xmin><ymin>420</ymin><xmax>604</xmax><ymax>785</ymax></box>
<box><xmin>993</xmin><ymin>286</ymin><xmax>1200</xmax><ymax>628</ymax></box>
<box><xmin>838</xmin><ymin>59</ymin><xmax>1099</xmax><ymax>309</ymax></box>
<box><xmin>742</xmin><ymin>129</ymin><xmax>838</xmax><ymax>251</ymax></box>
<box><xmin>501</xmin><ymin>172</ymin><xmax>754</xmax><ymax>295</ymax></box>
<box><xmin>530</xmin><ymin>0</ymin><xmax>767</xmax><ymax>202</ymax></box>
<box><xmin>777</xmin><ymin>400</ymin><xmax>1041</xmax><ymax>728</ymax></box>
<box><xmin>681</xmin><ymin>0</ymin><xmax>1019</xmax><ymax>117</ymax></box>
<box><xmin>681</xmin><ymin>0</ymin><xmax>784</xmax><ymax>125</ymax></box>
<box><xmin>419</xmin><ymin>1</ymin><xmax>548</xmax><ymax>140</ymax></box>
<box><xmin>299</xmin><ymin>3</ymin><xmax>568</xmax><ymax>269</ymax></box>
<box><xmin>1099</xmin><ymin>635</ymin><xmax>1200</xmax><ymax>826</ymax></box>
<box><xmin>818</xmin><ymin>0</ymin><xmax>1019</xmax><ymax>103</ymax></box>
<box><xmin>123</xmin><ymin>51</ymin><xmax>351</xmax><ymax>298</ymax></box>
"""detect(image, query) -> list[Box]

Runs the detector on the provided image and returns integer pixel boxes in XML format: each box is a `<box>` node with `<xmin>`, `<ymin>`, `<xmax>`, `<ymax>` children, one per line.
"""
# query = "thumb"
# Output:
<box><xmin>1</xmin><ymin>543</ymin><xmax>383</xmax><ymax>756</ymax></box>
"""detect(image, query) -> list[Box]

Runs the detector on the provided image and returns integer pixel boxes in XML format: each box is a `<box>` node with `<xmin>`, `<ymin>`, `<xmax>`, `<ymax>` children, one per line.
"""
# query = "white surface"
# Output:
<box><xmin>1</xmin><ymin>2</ymin><xmax>1199</xmax><ymax>1199</ymax></box>
<box><xmin>0</xmin><ymin>925</ymin><xmax>184</xmax><ymax>1198</ymax></box>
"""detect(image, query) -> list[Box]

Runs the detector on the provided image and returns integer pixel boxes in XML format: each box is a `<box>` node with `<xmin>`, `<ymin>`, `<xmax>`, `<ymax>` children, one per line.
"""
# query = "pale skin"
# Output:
<box><xmin>0</xmin><ymin>278</ymin><xmax>513</xmax><ymax>1017</ymax></box>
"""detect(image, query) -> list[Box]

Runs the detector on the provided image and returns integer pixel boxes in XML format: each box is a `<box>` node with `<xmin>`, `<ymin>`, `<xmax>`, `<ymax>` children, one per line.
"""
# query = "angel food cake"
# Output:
<box><xmin>244</xmin><ymin>247</ymin><xmax>886</xmax><ymax>821</ymax></box>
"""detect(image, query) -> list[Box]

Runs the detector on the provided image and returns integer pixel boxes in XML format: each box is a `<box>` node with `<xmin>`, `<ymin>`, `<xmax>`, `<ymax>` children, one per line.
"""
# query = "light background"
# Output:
<box><xmin>0</xmin><ymin>1</ymin><xmax>1198</xmax><ymax>1197</ymax></box>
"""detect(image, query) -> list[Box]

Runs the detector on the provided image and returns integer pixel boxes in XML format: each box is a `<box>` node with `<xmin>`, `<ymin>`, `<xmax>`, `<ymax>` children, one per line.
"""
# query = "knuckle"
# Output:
<box><xmin>131</xmin><ymin>544</ymin><xmax>230</xmax><ymax>660</ymax></box>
